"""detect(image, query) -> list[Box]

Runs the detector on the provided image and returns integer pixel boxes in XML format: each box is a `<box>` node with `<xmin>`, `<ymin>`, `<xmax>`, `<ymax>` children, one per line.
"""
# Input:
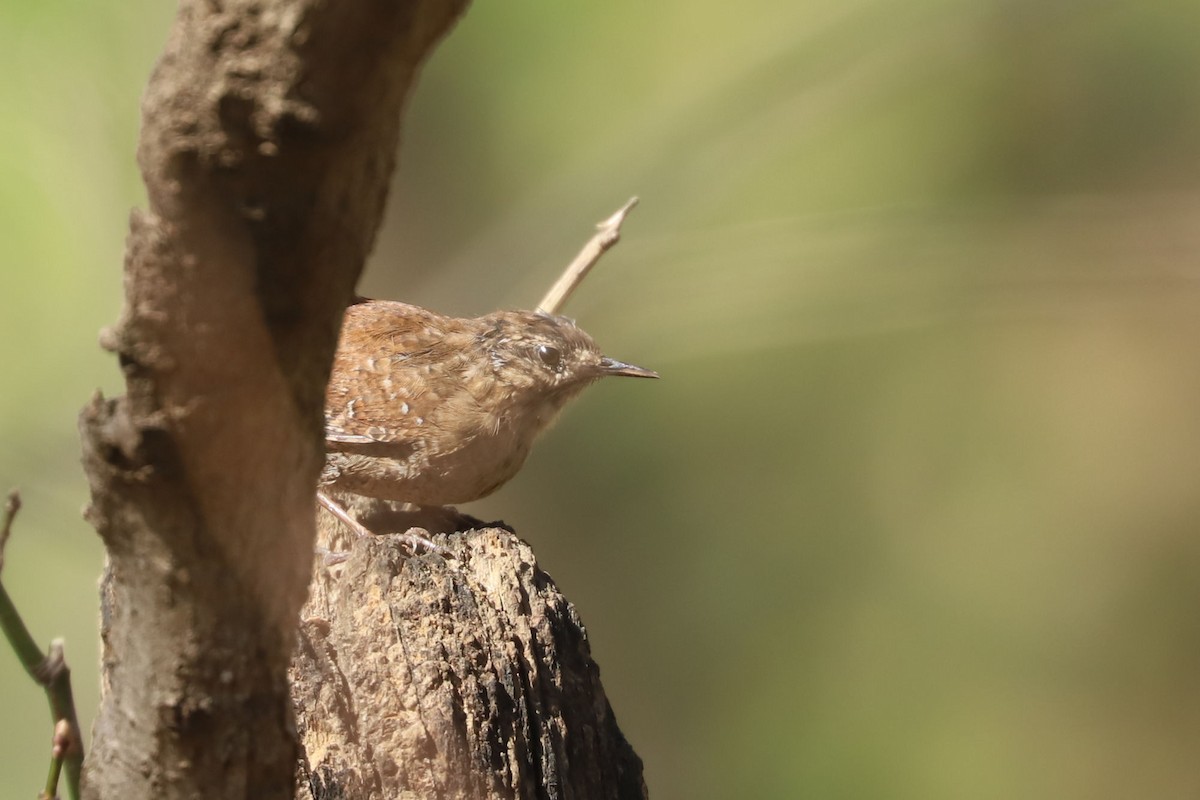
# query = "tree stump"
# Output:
<box><xmin>292</xmin><ymin>504</ymin><xmax>647</xmax><ymax>799</ymax></box>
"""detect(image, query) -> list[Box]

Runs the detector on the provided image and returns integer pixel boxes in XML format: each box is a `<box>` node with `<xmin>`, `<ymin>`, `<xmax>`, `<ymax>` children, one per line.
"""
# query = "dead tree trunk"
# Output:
<box><xmin>80</xmin><ymin>2</ymin><xmax>468</xmax><ymax>798</ymax></box>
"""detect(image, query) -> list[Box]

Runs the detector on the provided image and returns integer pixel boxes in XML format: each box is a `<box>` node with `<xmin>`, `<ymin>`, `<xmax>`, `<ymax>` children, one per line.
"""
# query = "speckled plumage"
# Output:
<box><xmin>321</xmin><ymin>299</ymin><xmax>656</xmax><ymax>507</ymax></box>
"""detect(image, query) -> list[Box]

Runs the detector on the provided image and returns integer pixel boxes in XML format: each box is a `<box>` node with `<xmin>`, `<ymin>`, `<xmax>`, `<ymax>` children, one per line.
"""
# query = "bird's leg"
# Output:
<box><xmin>317</xmin><ymin>491</ymin><xmax>448</xmax><ymax>561</ymax></box>
<box><xmin>317</xmin><ymin>491</ymin><xmax>375</xmax><ymax>538</ymax></box>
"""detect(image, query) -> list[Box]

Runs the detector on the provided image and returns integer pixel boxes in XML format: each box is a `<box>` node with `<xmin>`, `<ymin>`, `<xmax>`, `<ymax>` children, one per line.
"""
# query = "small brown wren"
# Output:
<box><xmin>317</xmin><ymin>198</ymin><xmax>654</xmax><ymax>547</ymax></box>
<box><xmin>321</xmin><ymin>300</ymin><xmax>656</xmax><ymax>508</ymax></box>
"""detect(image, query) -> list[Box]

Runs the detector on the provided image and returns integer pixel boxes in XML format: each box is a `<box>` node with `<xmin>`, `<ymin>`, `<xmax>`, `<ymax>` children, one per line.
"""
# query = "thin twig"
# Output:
<box><xmin>537</xmin><ymin>197</ymin><xmax>639</xmax><ymax>316</ymax></box>
<box><xmin>0</xmin><ymin>489</ymin><xmax>21</xmax><ymax>574</ymax></box>
<box><xmin>40</xmin><ymin>719</ymin><xmax>72</xmax><ymax>800</ymax></box>
<box><xmin>0</xmin><ymin>493</ymin><xmax>84</xmax><ymax>800</ymax></box>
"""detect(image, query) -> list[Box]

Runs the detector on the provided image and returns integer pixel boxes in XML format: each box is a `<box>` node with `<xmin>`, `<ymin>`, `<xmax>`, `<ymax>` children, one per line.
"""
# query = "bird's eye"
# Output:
<box><xmin>535</xmin><ymin>344</ymin><xmax>562</xmax><ymax>371</ymax></box>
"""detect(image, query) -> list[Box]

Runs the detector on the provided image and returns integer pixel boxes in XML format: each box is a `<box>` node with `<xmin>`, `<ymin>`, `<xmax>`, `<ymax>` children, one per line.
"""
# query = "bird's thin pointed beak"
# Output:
<box><xmin>598</xmin><ymin>356</ymin><xmax>659</xmax><ymax>379</ymax></box>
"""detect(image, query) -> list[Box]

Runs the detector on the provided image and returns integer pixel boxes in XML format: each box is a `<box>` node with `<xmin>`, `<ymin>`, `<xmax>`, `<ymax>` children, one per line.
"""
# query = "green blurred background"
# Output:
<box><xmin>4</xmin><ymin>1</ymin><xmax>1200</xmax><ymax>797</ymax></box>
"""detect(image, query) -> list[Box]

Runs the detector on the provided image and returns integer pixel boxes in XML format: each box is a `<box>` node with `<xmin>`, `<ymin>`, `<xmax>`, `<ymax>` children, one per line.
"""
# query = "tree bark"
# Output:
<box><xmin>293</xmin><ymin>505</ymin><xmax>648</xmax><ymax>799</ymax></box>
<box><xmin>79</xmin><ymin>2</ymin><xmax>468</xmax><ymax>798</ymax></box>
